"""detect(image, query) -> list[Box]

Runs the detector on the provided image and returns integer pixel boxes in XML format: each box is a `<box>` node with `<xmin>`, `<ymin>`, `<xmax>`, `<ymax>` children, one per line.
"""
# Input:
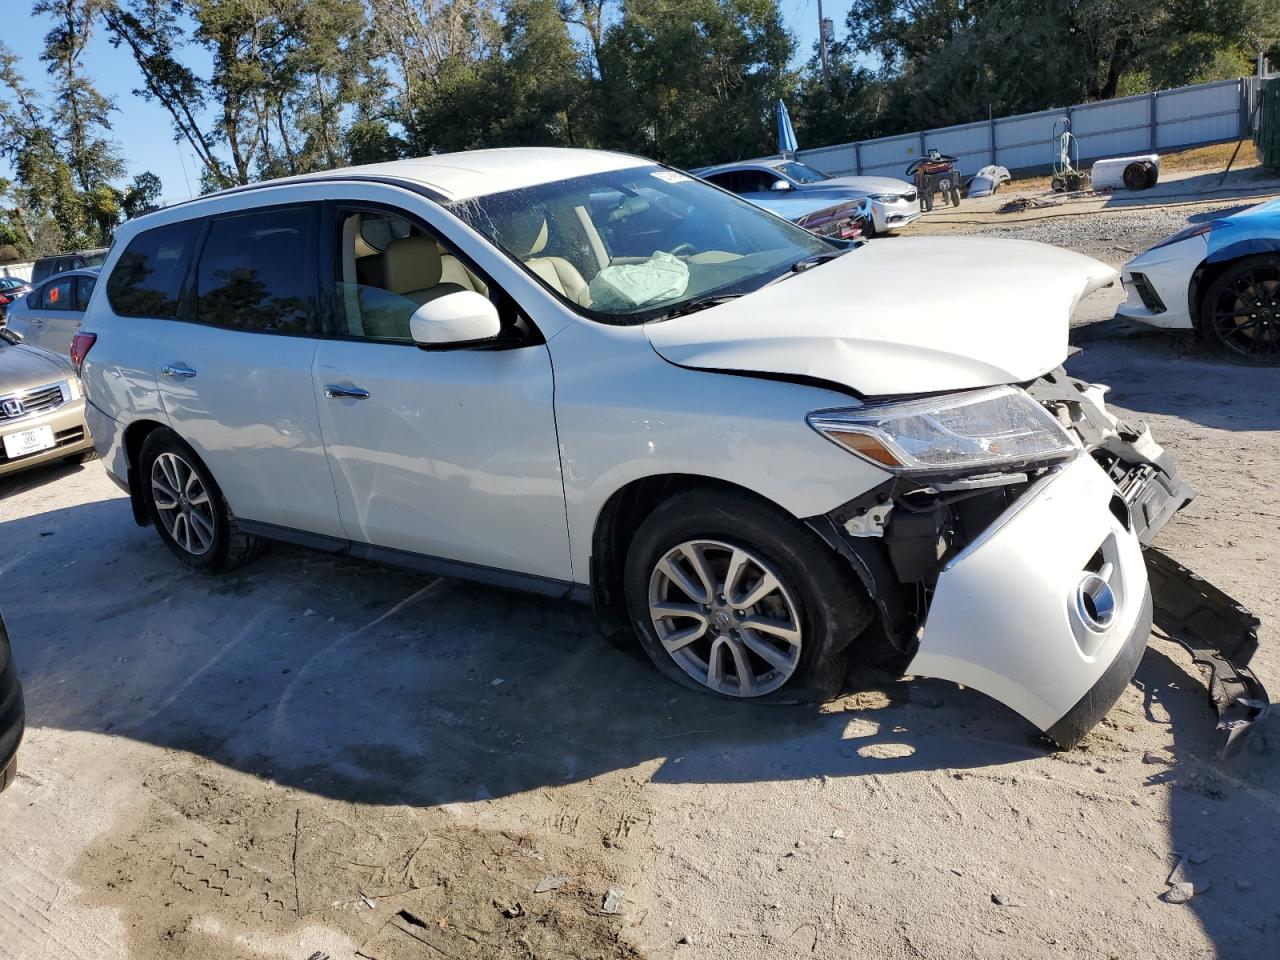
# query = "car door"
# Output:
<box><xmin>154</xmin><ymin>204</ymin><xmax>344</xmax><ymax>538</ymax></box>
<box><xmin>24</xmin><ymin>276</ymin><xmax>78</xmax><ymax>354</ymax></box>
<box><xmin>310</xmin><ymin>202</ymin><xmax>572</xmax><ymax>583</ymax></box>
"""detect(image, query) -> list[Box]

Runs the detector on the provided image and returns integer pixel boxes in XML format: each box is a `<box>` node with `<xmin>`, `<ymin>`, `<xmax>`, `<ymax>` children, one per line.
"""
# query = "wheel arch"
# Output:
<box><xmin>1189</xmin><ymin>243</ymin><xmax>1280</xmax><ymax>333</ymax></box>
<box><xmin>588</xmin><ymin>474</ymin><xmax>805</xmax><ymax>635</ymax></box>
<box><xmin>122</xmin><ymin>418</ymin><xmax>167</xmax><ymax>526</ymax></box>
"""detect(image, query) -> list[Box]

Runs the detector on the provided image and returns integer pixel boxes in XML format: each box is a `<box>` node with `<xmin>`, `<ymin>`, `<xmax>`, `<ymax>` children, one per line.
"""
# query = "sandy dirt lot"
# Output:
<box><xmin>1</xmin><ymin>171</ymin><xmax>1277</xmax><ymax>960</ymax></box>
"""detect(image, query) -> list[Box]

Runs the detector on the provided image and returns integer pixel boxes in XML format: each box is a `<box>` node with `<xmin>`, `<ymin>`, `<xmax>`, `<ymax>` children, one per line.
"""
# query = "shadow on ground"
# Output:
<box><xmin>1069</xmin><ymin>323</ymin><xmax>1280</xmax><ymax>432</ymax></box>
<box><xmin>4</xmin><ymin>475</ymin><xmax>1050</xmax><ymax>814</ymax></box>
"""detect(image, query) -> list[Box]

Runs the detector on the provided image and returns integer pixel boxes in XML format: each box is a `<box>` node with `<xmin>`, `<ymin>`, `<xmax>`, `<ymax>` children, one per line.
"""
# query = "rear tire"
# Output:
<box><xmin>1199</xmin><ymin>255</ymin><xmax>1280</xmax><ymax>364</ymax></box>
<box><xmin>139</xmin><ymin>428</ymin><xmax>261</xmax><ymax>572</ymax></box>
<box><xmin>623</xmin><ymin>489</ymin><xmax>874</xmax><ymax>702</ymax></box>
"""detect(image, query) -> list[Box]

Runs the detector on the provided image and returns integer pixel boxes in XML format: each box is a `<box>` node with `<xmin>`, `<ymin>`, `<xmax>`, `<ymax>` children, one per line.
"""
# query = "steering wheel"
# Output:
<box><xmin>668</xmin><ymin>242</ymin><xmax>697</xmax><ymax>258</ymax></box>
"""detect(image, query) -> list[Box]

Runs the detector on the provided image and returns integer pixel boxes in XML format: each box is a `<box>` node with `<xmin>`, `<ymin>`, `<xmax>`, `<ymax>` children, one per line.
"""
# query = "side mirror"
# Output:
<box><xmin>409</xmin><ymin>290</ymin><xmax>502</xmax><ymax>347</ymax></box>
<box><xmin>770</xmin><ymin>179</ymin><xmax>792</xmax><ymax>192</ymax></box>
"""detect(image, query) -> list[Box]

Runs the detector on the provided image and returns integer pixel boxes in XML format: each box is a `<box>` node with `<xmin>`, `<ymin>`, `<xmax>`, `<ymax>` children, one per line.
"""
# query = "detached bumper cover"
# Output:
<box><xmin>1146</xmin><ymin>547</ymin><xmax>1269</xmax><ymax>757</ymax></box>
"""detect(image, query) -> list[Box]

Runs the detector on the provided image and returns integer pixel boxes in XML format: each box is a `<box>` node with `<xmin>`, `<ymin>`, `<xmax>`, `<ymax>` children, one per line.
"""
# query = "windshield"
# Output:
<box><xmin>449</xmin><ymin>165</ymin><xmax>832</xmax><ymax>324</ymax></box>
<box><xmin>772</xmin><ymin>161</ymin><xmax>829</xmax><ymax>184</ymax></box>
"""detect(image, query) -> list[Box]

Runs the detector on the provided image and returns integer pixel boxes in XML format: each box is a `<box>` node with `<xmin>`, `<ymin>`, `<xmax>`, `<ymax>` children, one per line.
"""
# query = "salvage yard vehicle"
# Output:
<box><xmin>4</xmin><ymin>268</ymin><xmax>98</xmax><ymax>356</ymax></box>
<box><xmin>30</xmin><ymin>247</ymin><xmax>107</xmax><ymax>285</ymax></box>
<box><xmin>76</xmin><ymin>148</ymin><xmax>1267</xmax><ymax>753</ymax></box>
<box><xmin>741</xmin><ymin>192</ymin><xmax>870</xmax><ymax>241</ymax></box>
<box><xmin>696</xmin><ymin>159</ymin><xmax>920</xmax><ymax>237</ymax></box>
<box><xmin>1118</xmin><ymin>196</ymin><xmax>1280</xmax><ymax>362</ymax></box>
<box><xmin>0</xmin><ymin>331</ymin><xmax>95</xmax><ymax>476</ymax></box>
<box><xmin>0</xmin><ymin>611</ymin><xmax>21</xmax><ymax>793</ymax></box>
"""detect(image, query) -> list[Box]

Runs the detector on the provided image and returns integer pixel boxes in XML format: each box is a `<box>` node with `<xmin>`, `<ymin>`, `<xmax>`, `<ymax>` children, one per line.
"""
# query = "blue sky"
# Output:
<box><xmin>2</xmin><ymin>0</ymin><xmax>837</xmax><ymax>204</ymax></box>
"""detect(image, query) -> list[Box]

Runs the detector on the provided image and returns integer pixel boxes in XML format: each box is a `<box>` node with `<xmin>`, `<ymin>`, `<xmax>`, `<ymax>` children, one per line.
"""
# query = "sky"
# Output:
<box><xmin>2</xmin><ymin>0</ymin><xmax>838</xmax><ymax>205</ymax></box>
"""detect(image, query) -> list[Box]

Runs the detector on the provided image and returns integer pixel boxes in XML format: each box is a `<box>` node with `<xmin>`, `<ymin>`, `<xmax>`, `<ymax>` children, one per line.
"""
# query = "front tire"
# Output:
<box><xmin>139</xmin><ymin>428</ymin><xmax>260</xmax><ymax>572</ymax></box>
<box><xmin>623</xmin><ymin>490</ymin><xmax>873</xmax><ymax>701</ymax></box>
<box><xmin>1200</xmin><ymin>255</ymin><xmax>1280</xmax><ymax>364</ymax></box>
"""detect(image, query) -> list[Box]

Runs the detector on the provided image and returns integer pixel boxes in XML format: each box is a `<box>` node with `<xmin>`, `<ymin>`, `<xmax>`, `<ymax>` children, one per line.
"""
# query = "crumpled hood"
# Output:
<box><xmin>645</xmin><ymin>237</ymin><xmax>1118</xmax><ymax>397</ymax></box>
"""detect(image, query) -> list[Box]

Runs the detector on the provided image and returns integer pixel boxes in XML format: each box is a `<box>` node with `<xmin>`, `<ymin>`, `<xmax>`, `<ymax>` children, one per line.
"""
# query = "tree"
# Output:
<box><xmin>594</xmin><ymin>0</ymin><xmax>793</xmax><ymax>166</ymax></box>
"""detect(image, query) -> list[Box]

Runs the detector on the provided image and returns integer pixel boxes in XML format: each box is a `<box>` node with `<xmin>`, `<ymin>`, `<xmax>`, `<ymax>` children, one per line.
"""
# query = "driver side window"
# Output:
<box><xmin>326</xmin><ymin>208</ymin><xmax>490</xmax><ymax>343</ymax></box>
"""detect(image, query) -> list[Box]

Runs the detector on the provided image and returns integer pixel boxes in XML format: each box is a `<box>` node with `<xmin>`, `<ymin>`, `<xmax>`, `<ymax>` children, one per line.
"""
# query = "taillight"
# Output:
<box><xmin>70</xmin><ymin>332</ymin><xmax>97</xmax><ymax>374</ymax></box>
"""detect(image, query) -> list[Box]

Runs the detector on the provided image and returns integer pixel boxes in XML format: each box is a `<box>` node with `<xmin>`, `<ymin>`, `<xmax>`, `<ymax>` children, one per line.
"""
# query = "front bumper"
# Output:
<box><xmin>908</xmin><ymin>455</ymin><xmax>1151</xmax><ymax>740</ymax></box>
<box><xmin>872</xmin><ymin>200</ymin><xmax>922</xmax><ymax>232</ymax></box>
<box><xmin>903</xmin><ymin>434</ymin><xmax>1265</xmax><ymax>752</ymax></box>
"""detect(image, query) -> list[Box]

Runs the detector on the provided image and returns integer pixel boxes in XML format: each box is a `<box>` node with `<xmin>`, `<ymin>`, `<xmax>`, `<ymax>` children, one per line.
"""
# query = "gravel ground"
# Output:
<box><xmin>1</xmin><ymin>188</ymin><xmax>1277</xmax><ymax>960</ymax></box>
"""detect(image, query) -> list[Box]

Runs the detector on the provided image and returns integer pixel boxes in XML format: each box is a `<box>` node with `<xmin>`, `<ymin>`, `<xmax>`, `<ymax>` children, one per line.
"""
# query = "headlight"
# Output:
<box><xmin>866</xmin><ymin>194</ymin><xmax>901</xmax><ymax>203</ymax></box>
<box><xmin>66</xmin><ymin>377</ymin><xmax>82</xmax><ymax>400</ymax></box>
<box><xmin>807</xmin><ymin>386</ymin><xmax>1078</xmax><ymax>474</ymax></box>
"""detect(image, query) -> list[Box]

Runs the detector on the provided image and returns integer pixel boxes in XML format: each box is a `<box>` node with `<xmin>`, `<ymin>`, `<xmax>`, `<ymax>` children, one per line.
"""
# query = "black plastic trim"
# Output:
<box><xmin>0</xmin><ymin>616</ymin><xmax>25</xmax><ymax>790</ymax></box>
<box><xmin>235</xmin><ymin>519</ymin><xmax>581</xmax><ymax>600</ymax></box>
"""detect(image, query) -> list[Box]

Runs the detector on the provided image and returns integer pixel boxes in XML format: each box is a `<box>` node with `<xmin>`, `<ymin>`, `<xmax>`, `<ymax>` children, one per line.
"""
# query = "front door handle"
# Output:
<box><xmin>162</xmin><ymin>363</ymin><xmax>197</xmax><ymax>379</ymax></box>
<box><xmin>31</xmin><ymin>318</ymin><xmax>43</xmax><ymax>326</ymax></box>
<box><xmin>324</xmin><ymin>384</ymin><xmax>370</xmax><ymax>400</ymax></box>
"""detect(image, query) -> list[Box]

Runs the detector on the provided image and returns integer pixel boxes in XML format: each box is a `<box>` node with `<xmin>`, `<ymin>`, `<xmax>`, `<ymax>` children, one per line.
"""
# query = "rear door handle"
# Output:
<box><xmin>162</xmin><ymin>363</ymin><xmax>197</xmax><ymax>379</ymax></box>
<box><xmin>324</xmin><ymin>384</ymin><xmax>370</xmax><ymax>400</ymax></box>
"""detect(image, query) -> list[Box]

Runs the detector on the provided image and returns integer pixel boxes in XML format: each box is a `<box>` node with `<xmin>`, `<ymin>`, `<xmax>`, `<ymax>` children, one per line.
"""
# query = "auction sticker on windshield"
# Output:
<box><xmin>651</xmin><ymin>170</ymin><xmax>690</xmax><ymax>183</ymax></box>
<box><xmin>3</xmin><ymin>424</ymin><xmax>55</xmax><ymax>459</ymax></box>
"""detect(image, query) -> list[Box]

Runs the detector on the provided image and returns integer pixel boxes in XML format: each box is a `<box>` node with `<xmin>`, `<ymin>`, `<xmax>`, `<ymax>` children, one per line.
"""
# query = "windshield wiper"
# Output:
<box><xmin>765</xmin><ymin>249</ymin><xmax>849</xmax><ymax>286</ymax></box>
<box><xmin>653</xmin><ymin>293</ymin><xmax>745</xmax><ymax>321</ymax></box>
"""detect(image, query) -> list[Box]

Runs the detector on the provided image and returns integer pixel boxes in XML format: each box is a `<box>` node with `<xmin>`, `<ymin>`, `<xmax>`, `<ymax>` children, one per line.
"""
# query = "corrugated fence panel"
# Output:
<box><xmin>994</xmin><ymin>109</ymin><xmax>1062</xmax><ymax>171</ymax></box>
<box><xmin>853</xmin><ymin>133</ymin><xmax>919</xmax><ymax>176</ymax></box>
<box><xmin>797</xmin><ymin>142</ymin><xmax>857</xmax><ymax>175</ymax></box>
<box><xmin>779</xmin><ymin>77</ymin><xmax>1249</xmax><ymax>178</ymax></box>
<box><xmin>922</xmin><ymin>122</ymin><xmax>991</xmax><ymax>170</ymax></box>
<box><xmin>1070</xmin><ymin>94</ymin><xmax>1152</xmax><ymax>159</ymax></box>
<box><xmin>1156</xmin><ymin>79</ymin><xmax>1242</xmax><ymax>149</ymax></box>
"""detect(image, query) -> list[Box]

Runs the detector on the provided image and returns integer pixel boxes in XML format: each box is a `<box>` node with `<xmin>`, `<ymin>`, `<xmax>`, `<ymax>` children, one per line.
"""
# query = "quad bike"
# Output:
<box><xmin>906</xmin><ymin>150</ymin><xmax>962</xmax><ymax>211</ymax></box>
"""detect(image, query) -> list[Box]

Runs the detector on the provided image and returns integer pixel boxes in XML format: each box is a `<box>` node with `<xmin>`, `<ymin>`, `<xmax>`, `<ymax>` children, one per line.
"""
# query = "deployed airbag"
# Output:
<box><xmin>589</xmin><ymin>252</ymin><xmax>689</xmax><ymax>310</ymax></box>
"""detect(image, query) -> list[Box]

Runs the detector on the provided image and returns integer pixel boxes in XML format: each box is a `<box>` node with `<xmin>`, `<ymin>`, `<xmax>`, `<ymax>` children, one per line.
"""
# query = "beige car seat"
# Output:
<box><xmin>501</xmin><ymin>211</ymin><xmax>592</xmax><ymax>306</ymax></box>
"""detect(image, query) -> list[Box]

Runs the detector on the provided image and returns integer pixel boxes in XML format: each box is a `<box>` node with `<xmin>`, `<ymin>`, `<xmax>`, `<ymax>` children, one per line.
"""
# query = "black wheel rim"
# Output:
<box><xmin>1210</xmin><ymin>265</ymin><xmax>1280</xmax><ymax>360</ymax></box>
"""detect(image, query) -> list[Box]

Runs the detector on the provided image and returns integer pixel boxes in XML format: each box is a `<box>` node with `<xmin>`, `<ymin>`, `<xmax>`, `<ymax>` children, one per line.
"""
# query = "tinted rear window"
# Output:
<box><xmin>107</xmin><ymin>222</ymin><xmax>197</xmax><ymax>319</ymax></box>
<box><xmin>195</xmin><ymin>207</ymin><xmax>315</xmax><ymax>334</ymax></box>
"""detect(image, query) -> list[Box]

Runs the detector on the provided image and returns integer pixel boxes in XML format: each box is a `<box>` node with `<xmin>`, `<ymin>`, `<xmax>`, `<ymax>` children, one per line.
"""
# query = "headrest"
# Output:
<box><xmin>501</xmin><ymin>209</ymin><xmax>549</xmax><ymax>258</ymax></box>
<box><xmin>381</xmin><ymin>236</ymin><xmax>442</xmax><ymax>294</ymax></box>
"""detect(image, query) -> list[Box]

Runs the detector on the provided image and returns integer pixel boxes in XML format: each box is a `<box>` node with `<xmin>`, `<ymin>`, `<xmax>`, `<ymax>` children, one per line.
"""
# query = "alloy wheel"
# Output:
<box><xmin>647</xmin><ymin>539</ymin><xmax>802</xmax><ymax>697</ymax></box>
<box><xmin>1211</xmin><ymin>266</ymin><xmax>1280</xmax><ymax>360</ymax></box>
<box><xmin>151</xmin><ymin>452</ymin><xmax>216</xmax><ymax>556</ymax></box>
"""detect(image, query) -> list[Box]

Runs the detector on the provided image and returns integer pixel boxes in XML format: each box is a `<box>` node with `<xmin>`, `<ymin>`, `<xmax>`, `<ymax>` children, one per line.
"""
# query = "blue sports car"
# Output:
<box><xmin>1118</xmin><ymin>196</ymin><xmax>1280</xmax><ymax>362</ymax></box>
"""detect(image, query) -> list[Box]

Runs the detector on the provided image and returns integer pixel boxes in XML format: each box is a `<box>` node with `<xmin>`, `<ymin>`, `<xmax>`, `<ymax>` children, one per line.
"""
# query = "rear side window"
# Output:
<box><xmin>195</xmin><ymin>207</ymin><xmax>316</xmax><ymax>334</ymax></box>
<box><xmin>41</xmin><ymin>277</ymin><xmax>73</xmax><ymax>310</ymax></box>
<box><xmin>107</xmin><ymin>221</ymin><xmax>198</xmax><ymax>319</ymax></box>
<box><xmin>74</xmin><ymin>275</ymin><xmax>95</xmax><ymax>311</ymax></box>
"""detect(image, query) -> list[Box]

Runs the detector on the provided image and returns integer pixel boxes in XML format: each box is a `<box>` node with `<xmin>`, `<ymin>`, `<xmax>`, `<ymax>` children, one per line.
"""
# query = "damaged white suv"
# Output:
<box><xmin>76</xmin><ymin>148</ymin><xmax>1267</xmax><ymax>752</ymax></box>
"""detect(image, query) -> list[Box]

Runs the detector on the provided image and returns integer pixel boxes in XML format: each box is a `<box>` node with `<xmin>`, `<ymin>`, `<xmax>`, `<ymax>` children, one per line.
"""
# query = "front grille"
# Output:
<box><xmin>1129</xmin><ymin>272</ymin><xmax>1167</xmax><ymax>314</ymax></box>
<box><xmin>0</xmin><ymin>382</ymin><xmax>67</xmax><ymax>422</ymax></box>
<box><xmin>0</xmin><ymin>424</ymin><xmax>83</xmax><ymax>464</ymax></box>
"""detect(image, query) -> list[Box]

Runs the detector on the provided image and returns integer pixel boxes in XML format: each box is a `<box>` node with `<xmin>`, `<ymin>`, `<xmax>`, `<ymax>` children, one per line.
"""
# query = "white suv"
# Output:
<box><xmin>74</xmin><ymin>148</ymin><xmax>1265</xmax><ymax>750</ymax></box>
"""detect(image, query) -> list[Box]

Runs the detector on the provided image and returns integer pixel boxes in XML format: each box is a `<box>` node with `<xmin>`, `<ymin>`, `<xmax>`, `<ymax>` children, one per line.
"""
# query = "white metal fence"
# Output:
<box><xmin>794</xmin><ymin>77</ymin><xmax>1257</xmax><ymax>179</ymax></box>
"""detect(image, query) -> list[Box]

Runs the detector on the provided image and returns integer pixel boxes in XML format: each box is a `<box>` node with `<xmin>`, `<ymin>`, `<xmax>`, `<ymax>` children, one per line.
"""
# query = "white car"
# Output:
<box><xmin>696</xmin><ymin>159</ymin><xmax>921</xmax><ymax>236</ymax></box>
<box><xmin>1117</xmin><ymin>196</ymin><xmax>1280</xmax><ymax>362</ymax></box>
<box><xmin>75</xmin><ymin>148</ymin><xmax>1266</xmax><ymax>751</ymax></box>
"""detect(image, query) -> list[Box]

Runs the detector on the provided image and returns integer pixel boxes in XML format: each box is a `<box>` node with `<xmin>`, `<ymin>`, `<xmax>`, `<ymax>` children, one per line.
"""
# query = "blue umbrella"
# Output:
<box><xmin>776</xmin><ymin>100</ymin><xmax>798</xmax><ymax>158</ymax></box>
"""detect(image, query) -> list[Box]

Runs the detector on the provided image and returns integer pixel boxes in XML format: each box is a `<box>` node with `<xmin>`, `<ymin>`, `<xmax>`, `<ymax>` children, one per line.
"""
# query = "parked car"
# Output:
<box><xmin>1117</xmin><ymin>196</ymin><xmax>1280</xmax><ymax>363</ymax></box>
<box><xmin>0</xmin><ymin>331</ymin><xmax>96</xmax><ymax>476</ymax></box>
<box><xmin>30</xmin><ymin>248</ymin><xmax>108</xmax><ymax>285</ymax></box>
<box><xmin>696</xmin><ymin>159</ymin><xmax>920</xmax><ymax>236</ymax></box>
<box><xmin>0</xmin><ymin>610</ymin><xmax>22</xmax><ymax>793</ymax></box>
<box><xmin>78</xmin><ymin>148</ymin><xmax>1266</xmax><ymax>751</ymax></box>
<box><xmin>0</xmin><ymin>277</ymin><xmax>32</xmax><ymax>322</ymax></box>
<box><xmin>744</xmin><ymin>192</ymin><xmax>870</xmax><ymax>241</ymax></box>
<box><xmin>4</xmin><ymin>269</ymin><xmax>98</xmax><ymax>356</ymax></box>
